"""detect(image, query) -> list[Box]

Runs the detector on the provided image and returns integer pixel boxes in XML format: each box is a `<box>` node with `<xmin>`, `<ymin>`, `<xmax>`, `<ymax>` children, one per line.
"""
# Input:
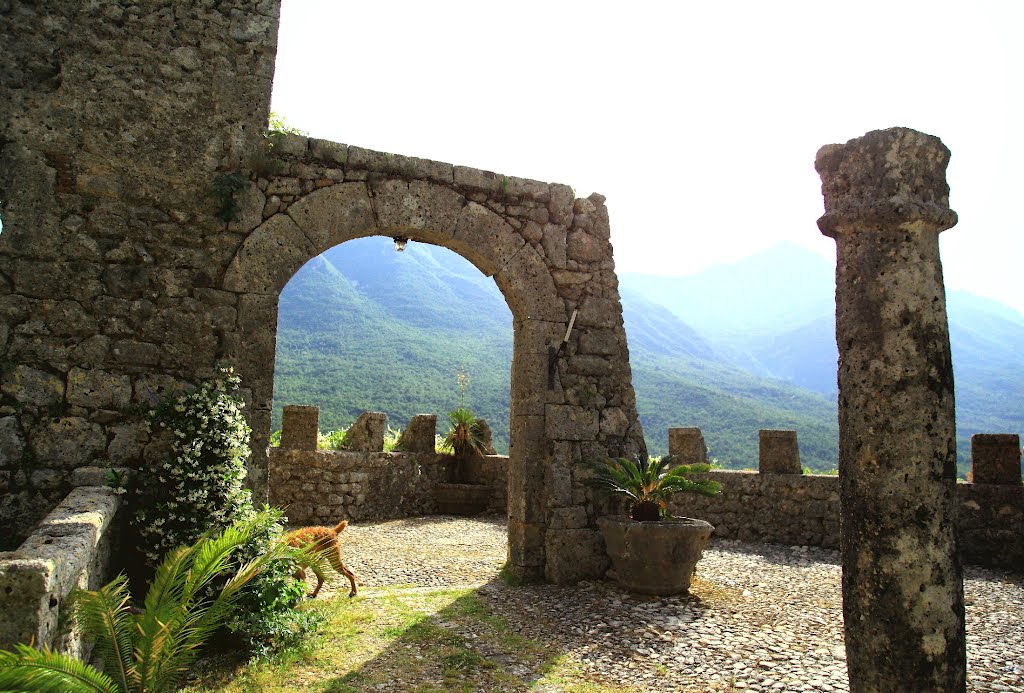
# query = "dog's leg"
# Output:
<box><xmin>327</xmin><ymin>544</ymin><xmax>359</xmax><ymax>597</ymax></box>
<box><xmin>308</xmin><ymin>563</ymin><xmax>326</xmax><ymax>598</ymax></box>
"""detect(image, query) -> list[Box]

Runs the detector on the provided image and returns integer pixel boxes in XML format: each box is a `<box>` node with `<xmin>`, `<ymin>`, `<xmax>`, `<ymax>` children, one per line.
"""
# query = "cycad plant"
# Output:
<box><xmin>0</xmin><ymin>509</ymin><xmax>323</xmax><ymax>693</ymax></box>
<box><xmin>591</xmin><ymin>455</ymin><xmax>721</xmax><ymax>521</ymax></box>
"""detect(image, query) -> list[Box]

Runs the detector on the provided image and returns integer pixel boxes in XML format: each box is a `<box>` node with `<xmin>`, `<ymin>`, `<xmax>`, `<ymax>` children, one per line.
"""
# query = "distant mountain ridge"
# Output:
<box><xmin>619</xmin><ymin>244</ymin><xmax>1024</xmax><ymax>471</ymax></box>
<box><xmin>273</xmin><ymin>238</ymin><xmax>1022</xmax><ymax>476</ymax></box>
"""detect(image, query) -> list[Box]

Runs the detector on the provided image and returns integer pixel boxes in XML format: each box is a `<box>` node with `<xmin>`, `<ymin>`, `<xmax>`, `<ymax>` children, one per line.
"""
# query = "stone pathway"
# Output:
<box><xmin>320</xmin><ymin>515</ymin><xmax>1024</xmax><ymax>692</ymax></box>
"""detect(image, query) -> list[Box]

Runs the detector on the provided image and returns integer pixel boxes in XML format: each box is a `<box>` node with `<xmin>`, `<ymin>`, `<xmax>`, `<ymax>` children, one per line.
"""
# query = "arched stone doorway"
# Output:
<box><xmin>220</xmin><ymin>144</ymin><xmax>646</xmax><ymax>581</ymax></box>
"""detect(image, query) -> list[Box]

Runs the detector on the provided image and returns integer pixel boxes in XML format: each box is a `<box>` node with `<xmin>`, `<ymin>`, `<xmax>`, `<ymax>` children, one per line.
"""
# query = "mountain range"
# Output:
<box><xmin>273</xmin><ymin>239</ymin><xmax>1024</xmax><ymax>476</ymax></box>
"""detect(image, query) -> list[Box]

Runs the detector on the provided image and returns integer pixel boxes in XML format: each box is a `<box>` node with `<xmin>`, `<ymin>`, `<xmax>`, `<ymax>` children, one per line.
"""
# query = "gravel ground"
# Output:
<box><xmin>316</xmin><ymin>515</ymin><xmax>1024</xmax><ymax>692</ymax></box>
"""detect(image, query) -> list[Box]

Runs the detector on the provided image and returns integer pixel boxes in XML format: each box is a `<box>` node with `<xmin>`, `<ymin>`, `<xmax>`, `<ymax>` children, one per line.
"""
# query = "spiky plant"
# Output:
<box><xmin>0</xmin><ymin>509</ymin><xmax>323</xmax><ymax>693</ymax></box>
<box><xmin>590</xmin><ymin>455</ymin><xmax>721</xmax><ymax>521</ymax></box>
<box><xmin>441</xmin><ymin>407</ymin><xmax>486</xmax><ymax>458</ymax></box>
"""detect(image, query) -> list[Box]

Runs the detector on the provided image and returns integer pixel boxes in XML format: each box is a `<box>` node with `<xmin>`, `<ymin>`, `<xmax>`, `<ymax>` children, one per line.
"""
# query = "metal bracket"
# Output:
<box><xmin>547</xmin><ymin>309</ymin><xmax>579</xmax><ymax>390</ymax></box>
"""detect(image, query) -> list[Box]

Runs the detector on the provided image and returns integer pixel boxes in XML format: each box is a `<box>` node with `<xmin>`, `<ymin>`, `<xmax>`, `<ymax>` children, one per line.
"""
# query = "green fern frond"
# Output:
<box><xmin>0</xmin><ymin>642</ymin><xmax>119</xmax><ymax>693</ymax></box>
<box><xmin>70</xmin><ymin>574</ymin><xmax>137</xmax><ymax>692</ymax></box>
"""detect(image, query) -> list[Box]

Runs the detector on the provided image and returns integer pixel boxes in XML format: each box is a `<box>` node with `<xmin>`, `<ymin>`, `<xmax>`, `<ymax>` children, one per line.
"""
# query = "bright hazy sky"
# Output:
<box><xmin>271</xmin><ymin>1</ymin><xmax>1024</xmax><ymax>313</ymax></box>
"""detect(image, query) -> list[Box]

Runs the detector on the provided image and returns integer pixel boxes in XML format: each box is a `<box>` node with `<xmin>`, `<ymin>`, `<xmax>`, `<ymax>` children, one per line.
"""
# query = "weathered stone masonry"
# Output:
<box><xmin>0</xmin><ymin>2</ymin><xmax>645</xmax><ymax>584</ymax></box>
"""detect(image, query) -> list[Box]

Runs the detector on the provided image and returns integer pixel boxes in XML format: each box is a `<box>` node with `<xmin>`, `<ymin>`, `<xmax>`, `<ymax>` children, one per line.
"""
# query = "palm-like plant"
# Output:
<box><xmin>0</xmin><ymin>509</ymin><xmax>323</xmax><ymax>693</ymax></box>
<box><xmin>441</xmin><ymin>407</ymin><xmax>486</xmax><ymax>458</ymax></box>
<box><xmin>591</xmin><ymin>455</ymin><xmax>721</xmax><ymax>521</ymax></box>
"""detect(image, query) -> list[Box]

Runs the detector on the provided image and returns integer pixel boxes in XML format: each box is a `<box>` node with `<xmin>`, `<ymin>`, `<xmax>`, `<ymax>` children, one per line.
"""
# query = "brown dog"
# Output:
<box><xmin>284</xmin><ymin>519</ymin><xmax>358</xmax><ymax>598</ymax></box>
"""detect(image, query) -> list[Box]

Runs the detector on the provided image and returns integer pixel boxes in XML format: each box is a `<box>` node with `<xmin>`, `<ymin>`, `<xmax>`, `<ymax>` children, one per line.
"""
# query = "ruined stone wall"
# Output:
<box><xmin>674</xmin><ymin>470</ymin><xmax>1024</xmax><ymax>571</ymax></box>
<box><xmin>269</xmin><ymin>448</ymin><xmax>508</xmax><ymax>526</ymax></box>
<box><xmin>0</xmin><ymin>2</ymin><xmax>280</xmax><ymax>547</ymax></box>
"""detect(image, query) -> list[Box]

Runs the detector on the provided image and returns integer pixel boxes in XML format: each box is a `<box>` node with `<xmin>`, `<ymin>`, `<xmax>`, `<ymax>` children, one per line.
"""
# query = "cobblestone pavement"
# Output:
<box><xmin>318</xmin><ymin>515</ymin><xmax>1024</xmax><ymax>692</ymax></box>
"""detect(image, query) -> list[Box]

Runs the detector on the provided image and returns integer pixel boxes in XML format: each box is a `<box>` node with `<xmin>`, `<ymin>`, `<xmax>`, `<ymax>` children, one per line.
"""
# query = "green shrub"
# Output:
<box><xmin>222</xmin><ymin>507</ymin><xmax>323</xmax><ymax>656</ymax></box>
<box><xmin>589</xmin><ymin>455</ymin><xmax>722</xmax><ymax>521</ymax></box>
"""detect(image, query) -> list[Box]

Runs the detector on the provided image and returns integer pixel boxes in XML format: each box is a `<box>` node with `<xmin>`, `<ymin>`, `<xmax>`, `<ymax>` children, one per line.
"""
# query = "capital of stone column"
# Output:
<box><xmin>815</xmin><ymin>127</ymin><xmax>958</xmax><ymax>238</ymax></box>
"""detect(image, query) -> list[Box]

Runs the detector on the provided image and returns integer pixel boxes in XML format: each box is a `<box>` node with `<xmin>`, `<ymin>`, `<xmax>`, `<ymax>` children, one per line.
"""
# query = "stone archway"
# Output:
<box><xmin>218</xmin><ymin>145</ymin><xmax>646</xmax><ymax>581</ymax></box>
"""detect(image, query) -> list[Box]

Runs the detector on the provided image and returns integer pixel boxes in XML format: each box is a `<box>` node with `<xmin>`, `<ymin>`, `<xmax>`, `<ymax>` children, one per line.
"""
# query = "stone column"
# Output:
<box><xmin>816</xmin><ymin>128</ymin><xmax>965</xmax><ymax>692</ymax></box>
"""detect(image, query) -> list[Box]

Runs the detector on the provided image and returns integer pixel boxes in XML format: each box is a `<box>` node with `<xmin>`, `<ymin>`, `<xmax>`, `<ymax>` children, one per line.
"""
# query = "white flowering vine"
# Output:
<box><xmin>132</xmin><ymin>367</ymin><xmax>253</xmax><ymax>567</ymax></box>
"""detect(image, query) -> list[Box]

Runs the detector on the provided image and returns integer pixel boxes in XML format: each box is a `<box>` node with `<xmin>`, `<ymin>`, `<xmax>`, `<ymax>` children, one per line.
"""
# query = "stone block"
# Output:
<box><xmin>451</xmin><ymin>201</ymin><xmax>522</xmax><ymax>276</ymax></box>
<box><xmin>397</xmin><ymin>414</ymin><xmax>437</xmax><ymax>453</ymax></box>
<box><xmin>67</xmin><ymin>368</ymin><xmax>131</xmax><ymax>410</ymax></box>
<box><xmin>223</xmin><ymin>213</ymin><xmax>316</xmax><ymax>295</ymax></box>
<box><xmin>493</xmin><ymin>244</ymin><xmax>565</xmax><ymax>323</ymax></box>
<box><xmin>549</xmin><ymin>506</ymin><xmax>588</xmax><ymax>529</ymax></box>
<box><xmin>31</xmin><ymin>418</ymin><xmax>106</xmax><ymax>469</ymax></box>
<box><xmin>0</xmin><ymin>417</ymin><xmax>25</xmax><ymax>466</ymax></box>
<box><xmin>281</xmin><ymin>405</ymin><xmax>319</xmax><ymax>451</ymax></box>
<box><xmin>545</xmin><ymin>405</ymin><xmax>599</xmax><ymax>442</ymax></box>
<box><xmin>969</xmin><ymin>434</ymin><xmax>1022</xmax><ymax>485</ymax></box>
<box><xmin>669</xmin><ymin>427</ymin><xmax>708</xmax><ymax>466</ymax></box>
<box><xmin>347</xmin><ymin>411</ymin><xmax>387</xmax><ymax>452</ymax></box>
<box><xmin>475</xmin><ymin>418</ymin><xmax>498</xmax><ymax>455</ymax></box>
<box><xmin>1</xmin><ymin>365</ymin><xmax>65</xmax><ymax>407</ymax></box>
<box><xmin>372</xmin><ymin>179</ymin><xmax>464</xmax><ymax>238</ymax></box>
<box><xmin>0</xmin><ymin>486</ymin><xmax>122</xmax><ymax>654</ymax></box>
<box><xmin>544</xmin><ymin>528</ymin><xmax>608</xmax><ymax>584</ymax></box>
<box><xmin>759</xmin><ymin>430</ymin><xmax>802</xmax><ymax>474</ymax></box>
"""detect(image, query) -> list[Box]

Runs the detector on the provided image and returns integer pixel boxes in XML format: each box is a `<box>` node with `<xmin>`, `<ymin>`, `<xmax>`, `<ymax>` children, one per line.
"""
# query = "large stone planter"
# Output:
<box><xmin>597</xmin><ymin>515</ymin><xmax>714</xmax><ymax>595</ymax></box>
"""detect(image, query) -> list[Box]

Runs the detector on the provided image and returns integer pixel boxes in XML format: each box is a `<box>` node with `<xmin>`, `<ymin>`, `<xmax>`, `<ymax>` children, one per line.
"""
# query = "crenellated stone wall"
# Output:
<box><xmin>670</xmin><ymin>427</ymin><xmax>1024</xmax><ymax>572</ymax></box>
<box><xmin>268</xmin><ymin>448</ymin><xmax>508</xmax><ymax>526</ymax></box>
<box><xmin>675</xmin><ymin>470</ymin><xmax>1023</xmax><ymax>572</ymax></box>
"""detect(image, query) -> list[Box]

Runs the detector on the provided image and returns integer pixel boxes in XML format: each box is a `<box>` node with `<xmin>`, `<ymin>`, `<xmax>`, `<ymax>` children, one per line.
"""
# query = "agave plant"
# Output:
<box><xmin>590</xmin><ymin>455</ymin><xmax>721</xmax><ymax>521</ymax></box>
<box><xmin>441</xmin><ymin>407</ymin><xmax>486</xmax><ymax>458</ymax></box>
<box><xmin>0</xmin><ymin>509</ymin><xmax>323</xmax><ymax>693</ymax></box>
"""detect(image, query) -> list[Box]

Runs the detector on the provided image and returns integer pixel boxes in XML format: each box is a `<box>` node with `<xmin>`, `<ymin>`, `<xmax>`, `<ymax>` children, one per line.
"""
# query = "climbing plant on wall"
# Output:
<box><xmin>132</xmin><ymin>367</ymin><xmax>252</xmax><ymax>567</ymax></box>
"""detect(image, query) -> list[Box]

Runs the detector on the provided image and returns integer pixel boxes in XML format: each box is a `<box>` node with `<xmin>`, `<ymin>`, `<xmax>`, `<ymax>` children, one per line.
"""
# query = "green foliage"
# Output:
<box><xmin>133</xmin><ymin>367</ymin><xmax>252</xmax><ymax>568</ymax></box>
<box><xmin>208</xmin><ymin>172</ymin><xmax>249</xmax><ymax>223</ymax></box>
<box><xmin>441</xmin><ymin>407</ymin><xmax>485</xmax><ymax>458</ymax></box>
<box><xmin>590</xmin><ymin>455</ymin><xmax>721</xmax><ymax>521</ymax></box>
<box><xmin>318</xmin><ymin>427</ymin><xmax>350</xmax><ymax>451</ymax></box>
<box><xmin>269</xmin><ymin>429</ymin><xmax>281</xmax><ymax>448</ymax></box>
<box><xmin>222</xmin><ymin>507</ymin><xmax>322</xmax><ymax>656</ymax></box>
<box><xmin>383</xmin><ymin>425</ymin><xmax>403</xmax><ymax>452</ymax></box>
<box><xmin>0</xmin><ymin>511</ymin><xmax>318</xmax><ymax>693</ymax></box>
<box><xmin>268</xmin><ymin>111</ymin><xmax>305</xmax><ymax>137</ymax></box>
<box><xmin>250</xmin><ymin>112</ymin><xmax>308</xmax><ymax>177</ymax></box>
<box><xmin>105</xmin><ymin>468</ymin><xmax>127</xmax><ymax>495</ymax></box>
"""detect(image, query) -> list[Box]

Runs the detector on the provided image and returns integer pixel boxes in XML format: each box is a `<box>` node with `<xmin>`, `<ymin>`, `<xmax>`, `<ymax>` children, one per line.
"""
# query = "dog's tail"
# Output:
<box><xmin>333</xmin><ymin>519</ymin><xmax>349</xmax><ymax>534</ymax></box>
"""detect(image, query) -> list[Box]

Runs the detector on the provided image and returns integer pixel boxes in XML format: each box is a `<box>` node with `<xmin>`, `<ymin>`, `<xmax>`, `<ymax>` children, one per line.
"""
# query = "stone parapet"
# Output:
<box><xmin>269</xmin><ymin>448</ymin><xmax>508</xmax><ymax>526</ymax></box>
<box><xmin>668</xmin><ymin>427</ymin><xmax>708</xmax><ymax>465</ymax></box>
<box><xmin>0</xmin><ymin>485</ymin><xmax>123</xmax><ymax>656</ymax></box>
<box><xmin>281</xmin><ymin>405</ymin><xmax>319</xmax><ymax>451</ymax></box>
<box><xmin>672</xmin><ymin>469</ymin><xmax>1023</xmax><ymax>572</ymax></box>
<box><xmin>758</xmin><ymin>430</ymin><xmax>801</xmax><ymax>474</ymax></box>
<box><xmin>969</xmin><ymin>434</ymin><xmax>1022</xmax><ymax>485</ymax></box>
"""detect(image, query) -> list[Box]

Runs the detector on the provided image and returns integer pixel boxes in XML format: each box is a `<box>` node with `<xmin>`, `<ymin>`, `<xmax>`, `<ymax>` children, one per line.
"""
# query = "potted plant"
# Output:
<box><xmin>591</xmin><ymin>455</ymin><xmax>721</xmax><ymax>595</ymax></box>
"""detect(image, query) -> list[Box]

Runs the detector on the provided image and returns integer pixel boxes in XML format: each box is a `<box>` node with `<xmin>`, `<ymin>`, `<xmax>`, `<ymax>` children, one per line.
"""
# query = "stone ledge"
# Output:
<box><xmin>0</xmin><ymin>485</ymin><xmax>123</xmax><ymax>655</ymax></box>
